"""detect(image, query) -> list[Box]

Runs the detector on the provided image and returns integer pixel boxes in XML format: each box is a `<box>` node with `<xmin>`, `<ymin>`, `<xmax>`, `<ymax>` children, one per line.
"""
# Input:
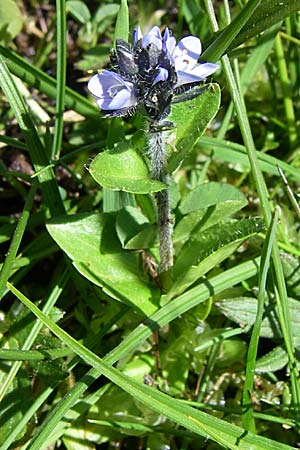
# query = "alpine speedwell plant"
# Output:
<box><xmin>88</xmin><ymin>26</ymin><xmax>219</xmax><ymax>276</ymax></box>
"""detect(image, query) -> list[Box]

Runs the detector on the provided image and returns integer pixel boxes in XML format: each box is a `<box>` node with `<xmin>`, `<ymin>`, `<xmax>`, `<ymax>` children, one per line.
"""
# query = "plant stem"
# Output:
<box><xmin>148</xmin><ymin>126</ymin><xmax>173</xmax><ymax>275</ymax></box>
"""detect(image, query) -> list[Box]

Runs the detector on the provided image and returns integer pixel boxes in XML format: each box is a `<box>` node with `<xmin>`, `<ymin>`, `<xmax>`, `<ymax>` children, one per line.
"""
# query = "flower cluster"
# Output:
<box><xmin>88</xmin><ymin>26</ymin><xmax>218</xmax><ymax>121</ymax></box>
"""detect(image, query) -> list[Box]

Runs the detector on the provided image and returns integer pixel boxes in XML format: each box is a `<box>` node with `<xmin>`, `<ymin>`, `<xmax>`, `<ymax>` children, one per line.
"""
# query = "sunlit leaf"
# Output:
<box><xmin>114</xmin><ymin>0</ymin><xmax>129</xmax><ymax>43</ymax></box>
<box><xmin>89</xmin><ymin>144</ymin><xmax>166</xmax><ymax>194</ymax></box>
<box><xmin>0</xmin><ymin>0</ymin><xmax>23</xmax><ymax>43</ymax></box>
<box><xmin>255</xmin><ymin>346</ymin><xmax>289</xmax><ymax>373</ymax></box>
<box><xmin>167</xmin><ymin>218</ymin><xmax>264</xmax><ymax>299</ymax></box>
<box><xmin>167</xmin><ymin>84</ymin><xmax>221</xmax><ymax>173</ymax></box>
<box><xmin>179</xmin><ymin>182</ymin><xmax>247</xmax><ymax>215</ymax></box>
<box><xmin>47</xmin><ymin>213</ymin><xmax>159</xmax><ymax>316</ymax></box>
<box><xmin>216</xmin><ymin>296</ymin><xmax>300</xmax><ymax>342</ymax></box>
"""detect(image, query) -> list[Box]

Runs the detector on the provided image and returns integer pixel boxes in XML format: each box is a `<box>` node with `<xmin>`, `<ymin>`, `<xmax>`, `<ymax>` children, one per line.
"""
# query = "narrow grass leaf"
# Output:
<box><xmin>229</xmin><ymin>0</ymin><xmax>300</xmax><ymax>50</ymax></box>
<box><xmin>12</xmin><ymin>258</ymin><xmax>260</xmax><ymax>448</ymax></box>
<box><xmin>51</xmin><ymin>0</ymin><xmax>67</xmax><ymax>158</ymax></box>
<box><xmin>0</xmin><ymin>269</ymin><xmax>69</xmax><ymax>403</ymax></box>
<box><xmin>0</xmin><ymin>55</ymin><xmax>65</xmax><ymax>216</ymax></box>
<box><xmin>198</xmin><ymin>136</ymin><xmax>300</xmax><ymax>182</ymax></box>
<box><xmin>203</xmin><ymin>1</ymin><xmax>300</xmax><ymax>57</ymax></box>
<box><xmin>103</xmin><ymin>188</ymin><xmax>136</xmax><ymax>213</ymax></box>
<box><xmin>0</xmin><ymin>46</ymin><xmax>98</xmax><ymax>118</ymax></box>
<box><xmin>242</xmin><ymin>206</ymin><xmax>280</xmax><ymax>432</ymax></box>
<box><xmin>0</xmin><ymin>182</ymin><xmax>37</xmax><ymax>300</ymax></box>
<box><xmin>202</xmin><ymin>0</ymin><xmax>262</xmax><ymax>61</ymax></box>
<box><xmin>8</xmin><ymin>283</ymin><xmax>294</xmax><ymax>450</ymax></box>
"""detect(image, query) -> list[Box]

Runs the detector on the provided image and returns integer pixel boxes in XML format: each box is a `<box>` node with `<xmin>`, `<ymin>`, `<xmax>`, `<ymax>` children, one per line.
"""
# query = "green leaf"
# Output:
<box><xmin>242</xmin><ymin>205</ymin><xmax>280</xmax><ymax>431</ymax></box>
<box><xmin>0</xmin><ymin>54</ymin><xmax>65</xmax><ymax>216</ymax></box>
<box><xmin>198</xmin><ymin>136</ymin><xmax>300</xmax><ymax>182</ymax></box>
<box><xmin>160</xmin><ymin>335</ymin><xmax>190</xmax><ymax>395</ymax></box>
<box><xmin>229</xmin><ymin>0</ymin><xmax>300</xmax><ymax>51</ymax></box>
<box><xmin>87</xmin><ymin>384</ymin><xmax>144</xmax><ymax>434</ymax></box>
<box><xmin>202</xmin><ymin>0</ymin><xmax>300</xmax><ymax>59</ymax></box>
<box><xmin>0</xmin><ymin>46</ymin><xmax>98</xmax><ymax>118</ymax></box>
<box><xmin>216</xmin><ymin>296</ymin><xmax>300</xmax><ymax>341</ymax></box>
<box><xmin>94</xmin><ymin>4</ymin><xmax>120</xmax><ymax>25</ymax></box>
<box><xmin>116</xmin><ymin>206</ymin><xmax>157</xmax><ymax>250</ymax></box>
<box><xmin>174</xmin><ymin>182</ymin><xmax>247</xmax><ymax>245</ymax></box>
<box><xmin>46</xmin><ymin>213</ymin><xmax>159</xmax><ymax>316</ymax></box>
<box><xmin>89</xmin><ymin>144</ymin><xmax>166</xmax><ymax>194</ymax></box>
<box><xmin>103</xmin><ymin>189</ymin><xmax>136</xmax><ymax>213</ymax></box>
<box><xmin>179</xmin><ymin>182</ymin><xmax>247</xmax><ymax>215</ymax></box>
<box><xmin>167</xmin><ymin>84</ymin><xmax>221</xmax><ymax>173</ymax></box>
<box><xmin>114</xmin><ymin>0</ymin><xmax>129</xmax><ymax>43</ymax></box>
<box><xmin>168</xmin><ymin>218</ymin><xmax>264</xmax><ymax>300</ymax></box>
<box><xmin>0</xmin><ymin>0</ymin><xmax>23</xmax><ymax>43</ymax></box>
<box><xmin>7</xmin><ymin>258</ymin><xmax>261</xmax><ymax>449</ymax></box>
<box><xmin>202</xmin><ymin>0</ymin><xmax>262</xmax><ymax>61</ymax></box>
<box><xmin>10</xmin><ymin>284</ymin><xmax>294</xmax><ymax>450</ymax></box>
<box><xmin>0</xmin><ymin>362</ymin><xmax>32</xmax><ymax>446</ymax></box>
<box><xmin>174</xmin><ymin>203</ymin><xmax>248</xmax><ymax>246</ymax></box>
<box><xmin>66</xmin><ymin>0</ymin><xmax>91</xmax><ymax>24</ymax></box>
<box><xmin>281</xmin><ymin>253</ymin><xmax>300</xmax><ymax>299</ymax></box>
<box><xmin>255</xmin><ymin>346</ymin><xmax>289</xmax><ymax>373</ymax></box>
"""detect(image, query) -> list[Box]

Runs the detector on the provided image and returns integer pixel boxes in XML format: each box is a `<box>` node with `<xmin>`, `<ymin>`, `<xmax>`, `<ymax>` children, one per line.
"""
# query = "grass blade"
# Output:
<box><xmin>11</xmin><ymin>258</ymin><xmax>260</xmax><ymax>448</ymax></box>
<box><xmin>51</xmin><ymin>0</ymin><xmax>67</xmax><ymax>158</ymax></box>
<box><xmin>0</xmin><ymin>182</ymin><xmax>37</xmax><ymax>300</ymax></box>
<box><xmin>202</xmin><ymin>0</ymin><xmax>262</xmax><ymax>61</ymax></box>
<box><xmin>8</xmin><ymin>282</ymin><xmax>294</xmax><ymax>450</ymax></box>
<box><xmin>0</xmin><ymin>55</ymin><xmax>65</xmax><ymax>216</ymax></box>
<box><xmin>0</xmin><ymin>45</ymin><xmax>98</xmax><ymax>118</ymax></box>
<box><xmin>204</xmin><ymin>0</ymin><xmax>300</xmax><ymax>416</ymax></box>
<box><xmin>242</xmin><ymin>206</ymin><xmax>280</xmax><ymax>431</ymax></box>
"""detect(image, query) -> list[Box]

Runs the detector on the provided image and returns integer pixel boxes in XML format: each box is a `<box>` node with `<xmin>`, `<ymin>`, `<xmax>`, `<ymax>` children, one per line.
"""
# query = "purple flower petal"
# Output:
<box><xmin>162</xmin><ymin>27</ymin><xmax>176</xmax><ymax>56</ymax></box>
<box><xmin>176</xmin><ymin>62</ymin><xmax>219</xmax><ymax>85</ymax></box>
<box><xmin>173</xmin><ymin>36</ymin><xmax>202</xmax><ymax>65</ymax></box>
<box><xmin>108</xmin><ymin>87</ymin><xmax>136</xmax><ymax>109</ymax></box>
<box><xmin>88</xmin><ymin>70</ymin><xmax>137</xmax><ymax>110</ymax></box>
<box><xmin>132</xmin><ymin>26</ymin><xmax>142</xmax><ymax>45</ymax></box>
<box><xmin>154</xmin><ymin>67</ymin><xmax>169</xmax><ymax>84</ymax></box>
<box><xmin>170</xmin><ymin>35</ymin><xmax>219</xmax><ymax>86</ymax></box>
<box><xmin>141</xmin><ymin>26</ymin><xmax>162</xmax><ymax>50</ymax></box>
<box><xmin>88</xmin><ymin>25</ymin><xmax>219</xmax><ymax>119</ymax></box>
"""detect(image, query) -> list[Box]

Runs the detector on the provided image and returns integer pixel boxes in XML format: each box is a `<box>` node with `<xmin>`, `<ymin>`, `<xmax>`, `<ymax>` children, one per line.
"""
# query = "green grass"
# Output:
<box><xmin>0</xmin><ymin>1</ymin><xmax>300</xmax><ymax>449</ymax></box>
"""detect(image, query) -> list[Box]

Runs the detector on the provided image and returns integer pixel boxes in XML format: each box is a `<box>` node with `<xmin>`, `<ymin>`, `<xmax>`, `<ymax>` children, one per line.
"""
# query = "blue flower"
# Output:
<box><xmin>88</xmin><ymin>69</ymin><xmax>137</xmax><ymax>112</ymax></box>
<box><xmin>88</xmin><ymin>26</ymin><xmax>219</xmax><ymax>121</ymax></box>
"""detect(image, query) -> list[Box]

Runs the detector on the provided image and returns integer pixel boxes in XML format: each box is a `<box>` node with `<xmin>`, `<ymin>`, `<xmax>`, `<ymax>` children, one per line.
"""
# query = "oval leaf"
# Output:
<box><xmin>0</xmin><ymin>0</ymin><xmax>23</xmax><ymax>43</ymax></box>
<box><xmin>66</xmin><ymin>0</ymin><xmax>91</xmax><ymax>24</ymax></box>
<box><xmin>255</xmin><ymin>346</ymin><xmax>288</xmax><ymax>373</ymax></box>
<box><xmin>46</xmin><ymin>213</ymin><xmax>159</xmax><ymax>316</ymax></box>
<box><xmin>216</xmin><ymin>296</ymin><xmax>300</xmax><ymax>342</ymax></box>
<box><xmin>180</xmin><ymin>181</ymin><xmax>247</xmax><ymax>215</ymax></box>
<box><xmin>89</xmin><ymin>145</ymin><xmax>166</xmax><ymax>194</ymax></box>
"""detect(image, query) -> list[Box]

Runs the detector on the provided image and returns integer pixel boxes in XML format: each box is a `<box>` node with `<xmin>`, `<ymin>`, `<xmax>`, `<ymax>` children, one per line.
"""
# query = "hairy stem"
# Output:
<box><xmin>148</xmin><ymin>127</ymin><xmax>173</xmax><ymax>274</ymax></box>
